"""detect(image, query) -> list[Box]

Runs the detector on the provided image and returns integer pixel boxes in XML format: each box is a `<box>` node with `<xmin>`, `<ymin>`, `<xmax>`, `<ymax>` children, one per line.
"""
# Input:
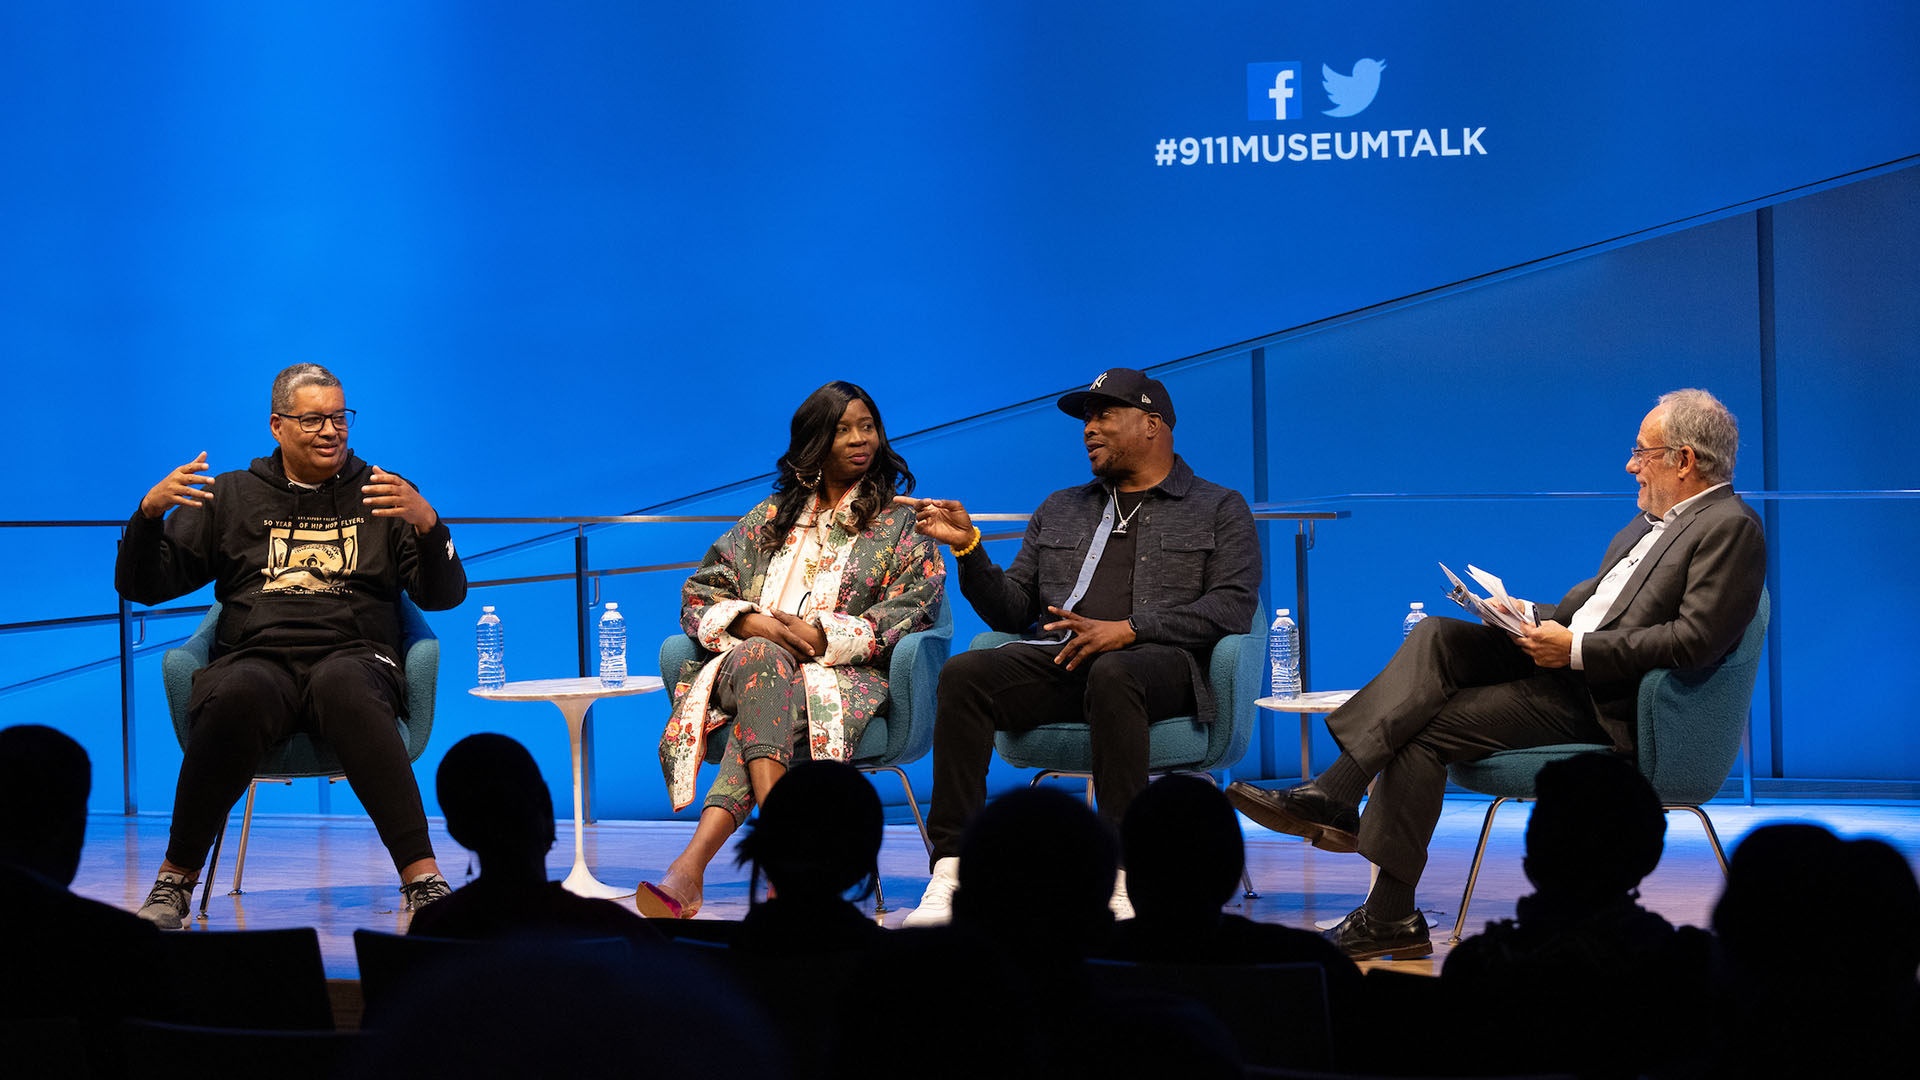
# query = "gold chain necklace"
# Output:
<box><xmin>801</xmin><ymin>495</ymin><xmax>838</xmax><ymax>589</ymax></box>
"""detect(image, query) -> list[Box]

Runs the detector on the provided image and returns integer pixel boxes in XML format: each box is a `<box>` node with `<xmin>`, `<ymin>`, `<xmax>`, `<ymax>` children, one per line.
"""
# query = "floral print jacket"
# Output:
<box><xmin>658</xmin><ymin>491</ymin><xmax>946</xmax><ymax>811</ymax></box>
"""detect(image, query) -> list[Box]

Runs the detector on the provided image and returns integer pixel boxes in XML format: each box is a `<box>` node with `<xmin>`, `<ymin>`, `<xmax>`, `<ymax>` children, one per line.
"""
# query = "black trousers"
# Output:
<box><xmin>926</xmin><ymin>641</ymin><xmax>1196</xmax><ymax>865</ymax></box>
<box><xmin>1326</xmin><ymin>617</ymin><xmax>1611</xmax><ymax>886</ymax></box>
<box><xmin>169</xmin><ymin>647</ymin><xmax>433</xmax><ymax>874</ymax></box>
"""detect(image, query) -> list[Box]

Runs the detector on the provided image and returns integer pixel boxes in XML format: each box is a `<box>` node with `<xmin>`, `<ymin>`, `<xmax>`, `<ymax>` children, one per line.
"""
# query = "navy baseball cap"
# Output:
<box><xmin>1056</xmin><ymin>368</ymin><xmax>1176</xmax><ymax>427</ymax></box>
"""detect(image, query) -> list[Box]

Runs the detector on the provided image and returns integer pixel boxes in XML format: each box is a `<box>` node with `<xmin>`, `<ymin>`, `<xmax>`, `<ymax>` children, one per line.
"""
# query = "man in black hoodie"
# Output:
<box><xmin>116</xmin><ymin>363</ymin><xmax>468</xmax><ymax>929</ymax></box>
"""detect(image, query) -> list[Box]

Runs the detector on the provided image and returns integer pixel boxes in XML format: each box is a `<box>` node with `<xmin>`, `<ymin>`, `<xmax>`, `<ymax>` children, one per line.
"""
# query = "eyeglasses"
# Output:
<box><xmin>274</xmin><ymin>410</ymin><xmax>355</xmax><ymax>433</ymax></box>
<box><xmin>1627</xmin><ymin>444</ymin><xmax>1683</xmax><ymax>461</ymax></box>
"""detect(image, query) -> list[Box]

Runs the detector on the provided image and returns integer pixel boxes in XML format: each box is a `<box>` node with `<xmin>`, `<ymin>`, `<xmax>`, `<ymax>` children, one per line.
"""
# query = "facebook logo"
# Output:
<box><xmin>1247</xmin><ymin>62</ymin><xmax>1303</xmax><ymax>121</ymax></box>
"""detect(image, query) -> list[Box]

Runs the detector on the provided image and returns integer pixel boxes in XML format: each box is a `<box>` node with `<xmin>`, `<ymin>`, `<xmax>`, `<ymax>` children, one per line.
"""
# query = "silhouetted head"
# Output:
<box><xmin>1522</xmin><ymin>751</ymin><xmax>1665</xmax><ymax>903</ymax></box>
<box><xmin>1715</xmin><ymin>823</ymin><xmax>1920</xmax><ymax>994</ymax></box>
<box><xmin>955</xmin><ymin>786</ymin><xmax>1117</xmax><ymax>958</ymax></box>
<box><xmin>0</xmin><ymin>725</ymin><xmax>91</xmax><ymax>885</ymax></box>
<box><xmin>436</xmin><ymin>734</ymin><xmax>556</xmax><ymax>868</ymax></box>
<box><xmin>763</xmin><ymin>380</ymin><xmax>914</xmax><ymax>552</ymax></box>
<box><xmin>1122</xmin><ymin>775</ymin><xmax>1243</xmax><ymax>920</ymax></box>
<box><xmin>733</xmin><ymin>759</ymin><xmax>882</xmax><ymax>902</ymax></box>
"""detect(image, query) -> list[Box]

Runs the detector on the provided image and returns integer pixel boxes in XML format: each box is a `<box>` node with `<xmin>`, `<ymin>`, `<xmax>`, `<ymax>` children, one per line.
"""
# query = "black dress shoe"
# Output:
<box><xmin>1323</xmin><ymin>905</ymin><xmax>1432</xmax><ymax>961</ymax></box>
<box><xmin>1224</xmin><ymin>781</ymin><xmax>1360</xmax><ymax>852</ymax></box>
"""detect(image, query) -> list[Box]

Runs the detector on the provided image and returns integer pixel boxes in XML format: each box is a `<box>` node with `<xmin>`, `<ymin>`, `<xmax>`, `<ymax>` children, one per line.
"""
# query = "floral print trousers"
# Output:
<box><xmin>702</xmin><ymin>637</ymin><xmax>808</xmax><ymax>824</ymax></box>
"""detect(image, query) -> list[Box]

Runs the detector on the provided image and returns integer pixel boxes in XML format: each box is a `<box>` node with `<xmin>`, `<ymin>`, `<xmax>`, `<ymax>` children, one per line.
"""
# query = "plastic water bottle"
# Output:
<box><xmin>1269</xmin><ymin>608</ymin><xmax>1300</xmax><ymax>700</ymax></box>
<box><xmin>476</xmin><ymin>606</ymin><xmax>505</xmax><ymax>689</ymax></box>
<box><xmin>1402</xmin><ymin>601</ymin><xmax>1428</xmax><ymax>641</ymax></box>
<box><xmin>598</xmin><ymin>602</ymin><xmax>627</xmax><ymax>688</ymax></box>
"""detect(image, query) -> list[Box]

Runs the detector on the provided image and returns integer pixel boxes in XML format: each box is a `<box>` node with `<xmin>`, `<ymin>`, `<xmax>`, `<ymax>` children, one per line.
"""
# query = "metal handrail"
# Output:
<box><xmin>1252</xmin><ymin>488</ymin><xmax>1920</xmax><ymax>509</ymax></box>
<box><xmin>12</xmin><ymin>489</ymin><xmax>1908</xmax><ymax>814</ymax></box>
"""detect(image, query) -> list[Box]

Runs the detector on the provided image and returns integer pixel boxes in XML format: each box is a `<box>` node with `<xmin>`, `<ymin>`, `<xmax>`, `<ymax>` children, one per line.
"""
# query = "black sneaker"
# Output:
<box><xmin>136</xmin><ymin>871</ymin><xmax>195</xmax><ymax>930</ymax></box>
<box><xmin>399</xmin><ymin>873</ymin><xmax>452</xmax><ymax>912</ymax></box>
<box><xmin>1323</xmin><ymin>905</ymin><xmax>1432</xmax><ymax>961</ymax></box>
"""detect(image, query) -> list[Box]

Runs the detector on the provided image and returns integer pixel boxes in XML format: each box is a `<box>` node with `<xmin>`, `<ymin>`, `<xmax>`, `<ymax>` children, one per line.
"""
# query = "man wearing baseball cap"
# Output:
<box><xmin>895</xmin><ymin>368</ymin><xmax>1260</xmax><ymax>925</ymax></box>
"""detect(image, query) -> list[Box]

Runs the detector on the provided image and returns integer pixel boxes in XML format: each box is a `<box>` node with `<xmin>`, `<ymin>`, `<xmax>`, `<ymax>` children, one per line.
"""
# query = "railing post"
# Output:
<box><xmin>1250</xmin><ymin>348</ymin><xmax>1274</xmax><ymax>781</ymax></box>
<box><xmin>1295</xmin><ymin>520</ymin><xmax>1313</xmax><ymax>694</ymax></box>
<box><xmin>116</xmin><ymin>593</ymin><xmax>138</xmax><ymax>815</ymax></box>
<box><xmin>574</xmin><ymin>528</ymin><xmax>596</xmax><ymax>823</ymax></box>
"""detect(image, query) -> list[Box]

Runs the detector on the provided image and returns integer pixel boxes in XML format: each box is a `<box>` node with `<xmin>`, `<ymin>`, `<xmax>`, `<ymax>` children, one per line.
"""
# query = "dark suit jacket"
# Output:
<box><xmin>1537</xmin><ymin>485</ymin><xmax>1765</xmax><ymax>749</ymax></box>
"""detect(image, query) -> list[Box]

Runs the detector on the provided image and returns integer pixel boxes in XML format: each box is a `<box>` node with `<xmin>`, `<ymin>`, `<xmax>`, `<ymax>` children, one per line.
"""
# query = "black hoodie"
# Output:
<box><xmin>115</xmin><ymin>449</ymin><xmax>467</xmax><ymax>664</ymax></box>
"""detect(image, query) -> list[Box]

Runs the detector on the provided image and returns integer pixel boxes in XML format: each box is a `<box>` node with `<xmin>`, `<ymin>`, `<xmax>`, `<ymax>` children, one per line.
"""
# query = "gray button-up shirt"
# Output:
<box><xmin>956</xmin><ymin>454</ymin><xmax>1261</xmax><ymax>724</ymax></box>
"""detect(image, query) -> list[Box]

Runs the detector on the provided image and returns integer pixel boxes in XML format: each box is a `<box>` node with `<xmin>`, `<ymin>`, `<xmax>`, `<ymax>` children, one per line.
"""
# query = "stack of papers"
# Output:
<box><xmin>1439</xmin><ymin>563</ymin><xmax>1537</xmax><ymax>636</ymax></box>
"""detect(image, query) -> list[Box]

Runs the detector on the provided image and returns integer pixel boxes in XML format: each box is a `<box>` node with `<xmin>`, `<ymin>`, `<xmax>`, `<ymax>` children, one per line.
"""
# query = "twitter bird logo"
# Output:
<box><xmin>1322</xmin><ymin>58</ymin><xmax>1385</xmax><ymax>117</ymax></box>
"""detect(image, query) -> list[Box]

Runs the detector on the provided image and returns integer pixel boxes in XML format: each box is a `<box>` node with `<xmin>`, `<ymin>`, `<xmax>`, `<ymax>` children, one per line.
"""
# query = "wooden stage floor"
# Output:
<box><xmin>70</xmin><ymin>797</ymin><xmax>1920</xmax><ymax>979</ymax></box>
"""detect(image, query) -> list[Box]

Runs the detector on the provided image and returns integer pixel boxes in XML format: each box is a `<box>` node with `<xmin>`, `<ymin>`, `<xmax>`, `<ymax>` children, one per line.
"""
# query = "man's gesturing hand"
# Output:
<box><xmin>1043</xmin><ymin>605</ymin><xmax>1135</xmax><ymax>671</ymax></box>
<box><xmin>893</xmin><ymin>496</ymin><xmax>976</xmax><ymax>549</ymax></box>
<box><xmin>140</xmin><ymin>452</ymin><xmax>216</xmax><ymax>519</ymax></box>
<box><xmin>362</xmin><ymin>467</ymin><xmax>439</xmax><ymax>535</ymax></box>
<box><xmin>1513</xmin><ymin>620</ymin><xmax>1573</xmax><ymax>668</ymax></box>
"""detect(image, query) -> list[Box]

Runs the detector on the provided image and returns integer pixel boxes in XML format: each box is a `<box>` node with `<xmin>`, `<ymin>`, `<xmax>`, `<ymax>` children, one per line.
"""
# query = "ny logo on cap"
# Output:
<box><xmin>1140</xmin><ymin>394</ymin><xmax>1152</xmax><ymax>404</ymax></box>
<box><xmin>1090</xmin><ymin>373</ymin><xmax>1108</xmax><ymax>390</ymax></box>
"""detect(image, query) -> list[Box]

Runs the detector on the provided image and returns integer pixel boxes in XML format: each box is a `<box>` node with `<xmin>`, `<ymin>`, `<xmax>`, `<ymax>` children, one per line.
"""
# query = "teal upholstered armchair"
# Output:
<box><xmin>970</xmin><ymin>609</ymin><xmax>1264</xmax><ymax>896</ymax></box>
<box><xmin>161</xmin><ymin>596</ymin><xmax>440</xmax><ymax>918</ymax></box>
<box><xmin>978</xmin><ymin>607</ymin><xmax>1262</xmax><ymax>785</ymax></box>
<box><xmin>1444</xmin><ymin>588</ymin><xmax>1770</xmax><ymax>943</ymax></box>
<box><xmin>656</xmin><ymin>595</ymin><xmax>954</xmax><ymax>857</ymax></box>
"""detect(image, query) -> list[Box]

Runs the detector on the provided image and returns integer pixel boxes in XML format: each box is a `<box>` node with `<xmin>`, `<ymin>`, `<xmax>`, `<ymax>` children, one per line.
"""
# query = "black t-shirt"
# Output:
<box><xmin>1072</xmin><ymin>489</ymin><xmax>1146</xmax><ymax>623</ymax></box>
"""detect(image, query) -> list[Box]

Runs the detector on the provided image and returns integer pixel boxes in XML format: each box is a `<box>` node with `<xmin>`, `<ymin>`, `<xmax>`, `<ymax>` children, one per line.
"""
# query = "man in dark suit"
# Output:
<box><xmin>1229</xmin><ymin>389</ymin><xmax>1766</xmax><ymax>960</ymax></box>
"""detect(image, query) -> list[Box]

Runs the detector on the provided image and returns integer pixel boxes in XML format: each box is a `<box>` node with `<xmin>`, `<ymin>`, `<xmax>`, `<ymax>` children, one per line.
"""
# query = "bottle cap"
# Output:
<box><xmin>1410</xmin><ymin>602</ymin><xmax>1424</xmax><ymax>610</ymax></box>
<box><xmin>1276</xmin><ymin>609</ymin><xmax>1290</xmax><ymax>617</ymax></box>
<box><xmin>482</xmin><ymin>605</ymin><xmax>495</xmax><ymax>612</ymax></box>
<box><xmin>605</xmin><ymin>602</ymin><xmax>618</xmax><ymax>610</ymax></box>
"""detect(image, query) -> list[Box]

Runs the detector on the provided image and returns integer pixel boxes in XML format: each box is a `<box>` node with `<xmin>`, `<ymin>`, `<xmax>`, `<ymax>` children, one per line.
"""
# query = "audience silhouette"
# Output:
<box><xmin>405</xmin><ymin>732</ymin><xmax>660</xmax><ymax>947</ymax></box>
<box><xmin>953</xmin><ymin>785</ymin><xmax>1241</xmax><ymax>1077</ymax></box>
<box><xmin>1443</xmin><ymin>751</ymin><xmax>1712</xmax><ymax>1078</ymax></box>
<box><xmin>1107</xmin><ymin>775</ymin><xmax>1359</xmax><ymax>972</ymax></box>
<box><xmin>0</xmin><ymin>724</ymin><xmax>162</xmax><ymax>1073</ymax></box>
<box><xmin>17</xmin><ymin>718</ymin><xmax>1920</xmax><ymax>1079</ymax></box>
<box><xmin>720</xmin><ymin>761</ymin><xmax>886</xmax><ymax>1077</ymax></box>
<box><xmin>1103</xmin><ymin>774</ymin><xmax>1364</xmax><ymax>1056</ymax></box>
<box><xmin>1698</xmin><ymin>821</ymin><xmax>1920</xmax><ymax>1078</ymax></box>
<box><xmin>730</xmin><ymin>759</ymin><xmax>884</xmax><ymax>955</ymax></box>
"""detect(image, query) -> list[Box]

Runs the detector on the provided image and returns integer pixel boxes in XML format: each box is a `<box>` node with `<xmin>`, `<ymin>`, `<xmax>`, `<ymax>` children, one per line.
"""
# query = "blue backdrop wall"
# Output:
<box><xmin>2</xmin><ymin>2</ymin><xmax>1915</xmax><ymax>818</ymax></box>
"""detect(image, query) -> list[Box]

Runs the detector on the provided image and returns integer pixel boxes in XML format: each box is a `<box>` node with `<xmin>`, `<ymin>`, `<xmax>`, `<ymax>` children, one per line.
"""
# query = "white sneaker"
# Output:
<box><xmin>901</xmin><ymin>856</ymin><xmax>960</xmax><ymax>928</ymax></box>
<box><xmin>1109</xmin><ymin>868</ymin><xmax>1135</xmax><ymax>921</ymax></box>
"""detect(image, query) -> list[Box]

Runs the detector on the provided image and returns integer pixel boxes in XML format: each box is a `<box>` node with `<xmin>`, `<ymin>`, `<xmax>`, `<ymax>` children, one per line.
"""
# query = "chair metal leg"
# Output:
<box><xmin>1026</xmin><ymin>769</ymin><xmax>1096</xmax><ymax>809</ymax></box>
<box><xmin>872</xmin><ymin>876</ymin><xmax>888</xmax><ymax>924</ymax></box>
<box><xmin>1449</xmin><ymin>796</ymin><xmax>1514</xmax><ymax>945</ymax></box>
<box><xmin>861</xmin><ymin>764</ymin><xmax>933</xmax><ymax>857</ymax></box>
<box><xmin>200</xmin><ymin>818</ymin><xmax>230</xmax><ymax>918</ymax></box>
<box><xmin>1671</xmin><ymin>803</ymin><xmax>1731</xmax><ymax>874</ymax></box>
<box><xmin>230</xmin><ymin>781</ymin><xmax>267</xmax><ymax>896</ymax></box>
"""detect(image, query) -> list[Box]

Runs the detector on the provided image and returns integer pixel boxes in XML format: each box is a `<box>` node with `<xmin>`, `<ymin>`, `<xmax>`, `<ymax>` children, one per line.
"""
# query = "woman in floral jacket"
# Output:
<box><xmin>639</xmin><ymin>381</ymin><xmax>945</xmax><ymax>918</ymax></box>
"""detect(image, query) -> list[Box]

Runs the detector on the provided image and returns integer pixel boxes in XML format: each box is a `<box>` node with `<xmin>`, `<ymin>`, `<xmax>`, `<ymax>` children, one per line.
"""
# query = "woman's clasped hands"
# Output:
<box><xmin>729</xmin><ymin>610</ymin><xmax>829</xmax><ymax>660</ymax></box>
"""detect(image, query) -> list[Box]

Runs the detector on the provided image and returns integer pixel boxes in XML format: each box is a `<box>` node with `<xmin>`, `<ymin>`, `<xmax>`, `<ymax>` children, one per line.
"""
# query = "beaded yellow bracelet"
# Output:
<box><xmin>951</xmin><ymin>526</ymin><xmax>982</xmax><ymax>558</ymax></box>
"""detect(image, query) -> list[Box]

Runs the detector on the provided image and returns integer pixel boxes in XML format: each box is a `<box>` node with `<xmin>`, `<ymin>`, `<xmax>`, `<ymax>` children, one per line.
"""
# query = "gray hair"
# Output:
<box><xmin>1655</xmin><ymin>388</ymin><xmax>1738</xmax><ymax>484</ymax></box>
<box><xmin>269</xmin><ymin>364</ymin><xmax>342</xmax><ymax>413</ymax></box>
